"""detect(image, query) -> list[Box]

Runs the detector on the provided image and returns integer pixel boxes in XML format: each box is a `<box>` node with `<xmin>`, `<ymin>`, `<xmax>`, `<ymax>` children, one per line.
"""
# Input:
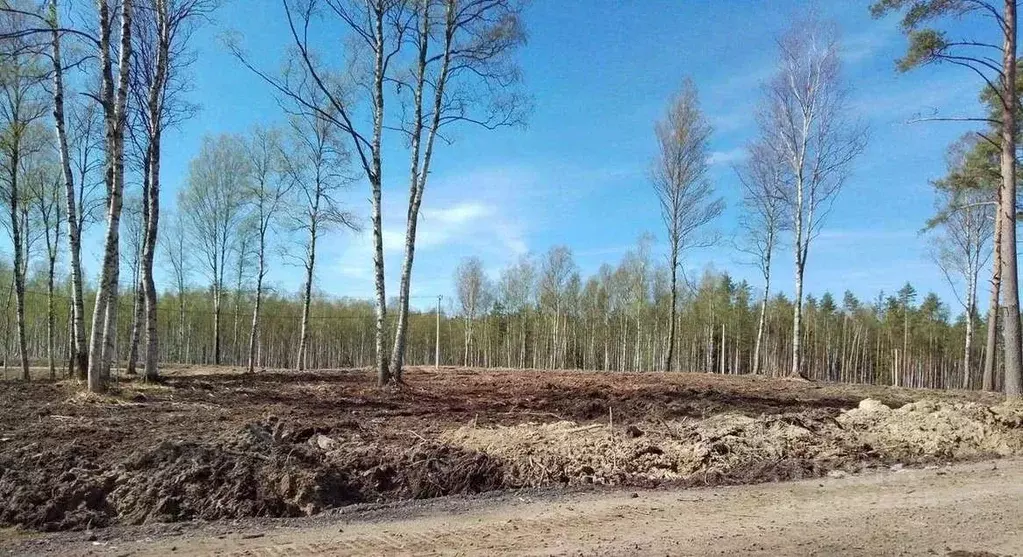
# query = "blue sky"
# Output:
<box><xmin>87</xmin><ymin>0</ymin><xmax>996</xmax><ymax>311</ymax></box>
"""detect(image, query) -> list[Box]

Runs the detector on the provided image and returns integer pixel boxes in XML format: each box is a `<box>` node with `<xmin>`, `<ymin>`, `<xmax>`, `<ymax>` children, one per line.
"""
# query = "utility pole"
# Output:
<box><xmin>435</xmin><ymin>295</ymin><xmax>442</xmax><ymax>369</ymax></box>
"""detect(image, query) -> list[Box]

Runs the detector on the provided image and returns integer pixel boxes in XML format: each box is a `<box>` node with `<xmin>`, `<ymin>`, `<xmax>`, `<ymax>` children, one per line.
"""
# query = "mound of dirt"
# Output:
<box><xmin>441</xmin><ymin>401</ymin><xmax>1023</xmax><ymax>490</ymax></box>
<box><xmin>0</xmin><ymin>418</ymin><xmax>505</xmax><ymax>531</ymax></box>
<box><xmin>836</xmin><ymin>399</ymin><xmax>1023</xmax><ymax>459</ymax></box>
<box><xmin>440</xmin><ymin>410</ymin><xmax>857</xmax><ymax>488</ymax></box>
<box><xmin>0</xmin><ymin>369</ymin><xmax>1014</xmax><ymax>533</ymax></box>
<box><xmin>0</xmin><ymin>446</ymin><xmax>114</xmax><ymax>532</ymax></box>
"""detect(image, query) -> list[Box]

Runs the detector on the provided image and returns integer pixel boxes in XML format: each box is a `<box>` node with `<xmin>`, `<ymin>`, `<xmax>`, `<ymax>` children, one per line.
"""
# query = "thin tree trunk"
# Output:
<box><xmin>177</xmin><ymin>278</ymin><xmax>185</xmax><ymax>363</ymax></box>
<box><xmin>963</xmin><ymin>267</ymin><xmax>977</xmax><ymax>390</ymax></box>
<box><xmin>370</xmin><ymin>1</ymin><xmax>389</xmax><ymax>385</ymax></box>
<box><xmin>903</xmin><ymin>306</ymin><xmax>909</xmax><ymax>381</ymax></box>
<box><xmin>388</xmin><ymin>2</ymin><xmax>431</xmax><ymax>382</ymax></box>
<box><xmin>213</xmin><ymin>282</ymin><xmax>221</xmax><ymax>365</ymax></box>
<box><xmin>753</xmin><ymin>236</ymin><xmax>773</xmax><ymax>375</ymax></box>
<box><xmin>297</xmin><ymin>224</ymin><xmax>316</xmax><ymax>371</ymax></box>
<box><xmin>792</xmin><ymin>261</ymin><xmax>804</xmax><ymax>378</ymax></box>
<box><xmin>247</xmin><ymin>241</ymin><xmax>265</xmax><ymax>373</ymax></box>
<box><xmin>983</xmin><ymin>186</ymin><xmax>1002</xmax><ymax>391</ymax></box>
<box><xmin>232</xmin><ymin>253</ymin><xmax>244</xmax><ymax>365</ymax></box>
<box><xmin>388</xmin><ymin>1</ymin><xmax>457</xmax><ymax>383</ymax></box>
<box><xmin>50</xmin><ymin>0</ymin><xmax>88</xmax><ymax>380</ymax></box>
<box><xmin>8</xmin><ymin>156</ymin><xmax>28</xmax><ymax>381</ymax></box>
<box><xmin>142</xmin><ymin>0</ymin><xmax>168</xmax><ymax>381</ymax></box>
<box><xmin>127</xmin><ymin>155</ymin><xmax>149</xmax><ymax>377</ymax></box>
<box><xmin>791</xmin><ymin>171</ymin><xmax>806</xmax><ymax>378</ymax></box>
<box><xmin>665</xmin><ymin>252</ymin><xmax>677</xmax><ymax>372</ymax></box>
<box><xmin>46</xmin><ymin>253</ymin><xmax>56</xmax><ymax>379</ymax></box>
<box><xmin>719</xmin><ymin>323</ymin><xmax>726</xmax><ymax>375</ymax></box>
<box><xmin>463</xmin><ymin>317</ymin><xmax>472</xmax><ymax>365</ymax></box>
<box><xmin>125</xmin><ymin>275</ymin><xmax>144</xmax><ymax>375</ymax></box>
<box><xmin>754</xmin><ymin>285</ymin><xmax>769</xmax><ymax>375</ymax></box>
<box><xmin>1</xmin><ymin>272</ymin><xmax>12</xmax><ymax>376</ymax></box>
<box><xmin>141</xmin><ymin>138</ymin><xmax>160</xmax><ymax>380</ymax></box>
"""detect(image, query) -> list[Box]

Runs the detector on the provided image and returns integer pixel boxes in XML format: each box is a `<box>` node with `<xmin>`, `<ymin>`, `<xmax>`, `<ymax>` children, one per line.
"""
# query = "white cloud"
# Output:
<box><xmin>382</xmin><ymin>229</ymin><xmax>405</xmax><ymax>252</ymax></box>
<box><xmin>423</xmin><ymin>201</ymin><xmax>493</xmax><ymax>225</ymax></box>
<box><xmin>707</xmin><ymin>147</ymin><xmax>746</xmax><ymax>166</ymax></box>
<box><xmin>326</xmin><ymin>160</ymin><xmax>639</xmax><ymax>302</ymax></box>
<box><xmin>332</xmin><ymin>196</ymin><xmax>528</xmax><ymax>298</ymax></box>
<box><xmin>415</xmin><ymin>201</ymin><xmax>501</xmax><ymax>250</ymax></box>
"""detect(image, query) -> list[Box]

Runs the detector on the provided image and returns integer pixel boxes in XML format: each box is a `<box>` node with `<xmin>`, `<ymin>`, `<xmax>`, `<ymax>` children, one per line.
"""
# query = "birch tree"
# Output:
<box><xmin>736</xmin><ymin>139</ymin><xmax>786</xmax><ymax>375</ymax></box>
<box><xmin>498</xmin><ymin>254</ymin><xmax>534</xmax><ymax>368</ymax></box>
<box><xmin>179</xmin><ymin>134</ymin><xmax>250</xmax><ymax>366</ymax></box>
<box><xmin>386</xmin><ymin>0</ymin><xmax>528</xmax><ymax>383</ymax></box>
<box><xmin>13</xmin><ymin>0</ymin><xmax>111</xmax><ymax>383</ymax></box>
<box><xmin>959</xmin><ymin>139</ymin><xmax>1004</xmax><ymax>391</ymax></box>
<box><xmin>234</xmin><ymin>0</ymin><xmax>527</xmax><ymax>385</ymax></box>
<box><xmin>929</xmin><ymin>199</ymin><xmax>993</xmax><ymax>389</ymax></box>
<box><xmin>926</xmin><ymin>136</ymin><xmax>996</xmax><ymax>389</ymax></box>
<box><xmin>455</xmin><ymin>256</ymin><xmax>488</xmax><ymax>365</ymax></box>
<box><xmin>244</xmin><ymin>126</ymin><xmax>290</xmax><ymax>373</ymax></box>
<box><xmin>122</xmin><ymin>194</ymin><xmax>145</xmax><ymax>375</ymax></box>
<box><xmin>651</xmin><ymin>78</ymin><xmax>723</xmax><ymax>372</ymax></box>
<box><xmin>230</xmin><ymin>222</ymin><xmax>255</xmax><ymax>364</ymax></box>
<box><xmin>43</xmin><ymin>0</ymin><xmax>94</xmax><ymax>381</ymax></box>
<box><xmin>0</xmin><ymin>9</ymin><xmax>48</xmax><ymax>380</ymax></box>
<box><xmin>539</xmin><ymin>246</ymin><xmax>577</xmax><ymax>370</ymax></box>
<box><xmin>86</xmin><ymin>0</ymin><xmax>134</xmax><ymax>392</ymax></box>
<box><xmin>130</xmin><ymin>0</ymin><xmax>214</xmax><ymax>380</ymax></box>
<box><xmin>162</xmin><ymin>207</ymin><xmax>190</xmax><ymax>361</ymax></box>
<box><xmin>872</xmin><ymin>0</ymin><xmax>1022</xmax><ymax>397</ymax></box>
<box><xmin>230</xmin><ymin>0</ymin><xmax>405</xmax><ymax>385</ymax></box>
<box><xmin>762</xmin><ymin>15</ymin><xmax>866</xmax><ymax>378</ymax></box>
<box><xmin>283</xmin><ymin>97</ymin><xmax>357</xmax><ymax>372</ymax></box>
<box><xmin>29</xmin><ymin>157</ymin><xmax>63</xmax><ymax>379</ymax></box>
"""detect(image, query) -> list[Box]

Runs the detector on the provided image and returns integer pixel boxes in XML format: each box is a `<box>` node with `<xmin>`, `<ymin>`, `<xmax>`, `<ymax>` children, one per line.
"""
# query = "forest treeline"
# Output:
<box><xmin>0</xmin><ymin>242</ymin><xmax>994</xmax><ymax>392</ymax></box>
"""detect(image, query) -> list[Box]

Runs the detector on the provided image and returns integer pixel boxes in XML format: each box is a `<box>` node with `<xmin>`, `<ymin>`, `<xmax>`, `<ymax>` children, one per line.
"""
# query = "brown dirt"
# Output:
<box><xmin>0</xmin><ymin>366</ymin><xmax>1015</xmax><ymax>533</ymax></box>
<box><xmin>12</xmin><ymin>458</ymin><xmax>1020</xmax><ymax>556</ymax></box>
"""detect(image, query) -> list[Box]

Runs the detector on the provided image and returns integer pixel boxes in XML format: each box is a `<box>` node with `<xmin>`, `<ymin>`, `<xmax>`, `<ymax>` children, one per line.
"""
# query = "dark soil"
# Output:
<box><xmin>0</xmin><ymin>366</ymin><xmax>1003</xmax><ymax>532</ymax></box>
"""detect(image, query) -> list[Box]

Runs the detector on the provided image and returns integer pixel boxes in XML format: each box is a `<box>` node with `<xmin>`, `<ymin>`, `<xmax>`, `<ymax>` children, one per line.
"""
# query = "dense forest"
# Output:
<box><xmin>0</xmin><ymin>0</ymin><xmax>1021</xmax><ymax>398</ymax></box>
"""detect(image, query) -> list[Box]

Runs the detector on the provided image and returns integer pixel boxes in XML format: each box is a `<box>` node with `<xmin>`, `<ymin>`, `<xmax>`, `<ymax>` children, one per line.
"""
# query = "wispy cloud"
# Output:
<box><xmin>851</xmin><ymin>72</ymin><xmax>978</xmax><ymax>123</ymax></box>
<box><xmin>842</xmin><ymin>22</ymin><xmax>898</xmax><ymax>64</ymax></box>
<box><xmin>423</xmin><ymin>202</ymin><xmax>493</xmax><ymax>225</ymax></box>
<box><xmin>416</xmin><ymin>200</ymin><xmax>527</xmax><ymax>256</ymax></box>
<box><xmin>707</xmin><ymin>147</ymin><xmax>746</xmax><ymax>166</ymax></box>
<box><xmin>330</xmin><ymin>165</ymin><xmax>541</xmax><ymax>299</ymax></box>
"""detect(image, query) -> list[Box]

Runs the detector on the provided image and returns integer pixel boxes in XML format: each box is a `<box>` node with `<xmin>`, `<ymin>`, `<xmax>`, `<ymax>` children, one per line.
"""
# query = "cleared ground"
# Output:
<box><xmin>7</xmin><ymin>458</ymin><xmax>1021</xmax><ymax>556</ymax></box>
<box><xmin>0</xmin><ymin>366</ymin><xmax>1021</xmax><ymax>549</ymax></box>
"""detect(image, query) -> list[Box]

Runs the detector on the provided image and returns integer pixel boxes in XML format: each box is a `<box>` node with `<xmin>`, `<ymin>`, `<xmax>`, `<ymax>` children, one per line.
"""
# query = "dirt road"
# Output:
<box><xmin>12</xmin><ymin>458</ymin><xmax>1021</xmax><ymax>556</ymax></box>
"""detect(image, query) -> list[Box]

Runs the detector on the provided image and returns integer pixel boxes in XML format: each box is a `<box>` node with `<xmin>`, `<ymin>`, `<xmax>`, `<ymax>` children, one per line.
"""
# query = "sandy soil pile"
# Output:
<box><xmin>836</xmin><ymin>398</ymin><xmax>1023</xmax><ymax>459</ymax></box>
<box><xmin>441</xmin><ymin>400</ymin><xmax>1023</xmax><ymax>489</ymax></box>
